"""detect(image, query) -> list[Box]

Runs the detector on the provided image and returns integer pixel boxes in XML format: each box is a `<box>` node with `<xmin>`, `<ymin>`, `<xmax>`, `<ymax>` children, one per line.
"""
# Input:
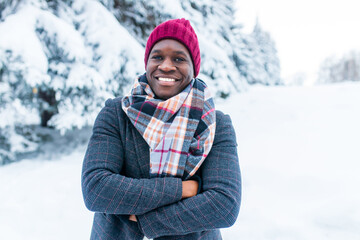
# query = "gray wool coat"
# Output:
<box><xmin>81</xmin><ymin>97</ymin><xmax>241</xmax><ymax>240</ymax></box>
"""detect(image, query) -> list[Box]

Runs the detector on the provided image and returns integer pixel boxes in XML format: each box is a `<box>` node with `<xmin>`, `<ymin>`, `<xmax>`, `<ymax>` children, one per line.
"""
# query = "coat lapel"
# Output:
<box><xmin>128</xmin><ymin>121</ymin><xmax>151</xmax><ymax>178</ymax></box>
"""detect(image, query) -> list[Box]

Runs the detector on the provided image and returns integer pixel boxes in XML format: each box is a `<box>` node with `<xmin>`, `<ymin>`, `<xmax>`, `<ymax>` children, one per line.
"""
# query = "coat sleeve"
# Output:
<box><xmin>136</xmin><ymin>111</ymin><xmax>241</xmax><ymax>239</ymax></box>
<box><xmin>81</xmin><ymin>98</ymin><xmax>183</xmax><ymax>215</ymax></box>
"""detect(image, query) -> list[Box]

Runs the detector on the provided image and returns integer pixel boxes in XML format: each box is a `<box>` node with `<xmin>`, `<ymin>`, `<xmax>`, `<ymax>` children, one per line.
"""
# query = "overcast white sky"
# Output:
<box><xmin>235</xmin><ymin>0</ymin><xmax>360</xmax><ymax>85</ymax></box>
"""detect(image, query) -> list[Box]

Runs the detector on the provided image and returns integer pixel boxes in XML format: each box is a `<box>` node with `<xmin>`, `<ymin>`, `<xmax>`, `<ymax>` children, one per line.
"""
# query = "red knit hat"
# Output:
<box><xmin>144</xmin><ymin>18</ymin><xmax>201</xmax><ymax>77</ymax></box>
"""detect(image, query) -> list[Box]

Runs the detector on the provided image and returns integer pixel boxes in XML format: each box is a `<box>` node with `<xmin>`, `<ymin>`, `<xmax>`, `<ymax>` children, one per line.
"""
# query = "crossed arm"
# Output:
<box><xmin>81</xmin><ymin>99</ymin><xmax>241</xmax><ymax>238</ymax></box>
<box><xmin>128</xmin><ymin>180</ymin><xmax>198</xmax><ymax>221</ymax></box>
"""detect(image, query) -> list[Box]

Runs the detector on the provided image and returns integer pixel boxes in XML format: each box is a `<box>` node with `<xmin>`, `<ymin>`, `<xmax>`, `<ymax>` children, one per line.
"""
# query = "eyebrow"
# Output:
<box><xmin>151</xmin><ymin>49</ymin><xmax>187</xmax><ymax>56</ymax></box>
<box><xmin>151</xmin><ymin>50</ymin><xmax>162</xmax><ymax>54</ymax></box>
<box><xmin>174</xmin><ymin>51</ymin><xmax>187</xmax><ymax>56</ymax></box>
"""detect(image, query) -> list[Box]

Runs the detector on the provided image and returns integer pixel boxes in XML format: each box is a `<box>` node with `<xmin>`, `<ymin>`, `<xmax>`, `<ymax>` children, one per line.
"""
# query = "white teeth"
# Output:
<box><xmin>158</xmin><ymin>77</ymin><xmax>176</xmax><ymax>82</ymax></box>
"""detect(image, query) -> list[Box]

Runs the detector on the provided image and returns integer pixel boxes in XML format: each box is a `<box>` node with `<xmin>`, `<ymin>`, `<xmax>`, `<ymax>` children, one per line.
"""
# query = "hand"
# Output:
<box><xmin>129</xmin><ymin>214</ymin><xmax>137</xmax><ymax>222</ymax></box>
<box><xmin>182</xmin><ymin>180</ymin><xmax>199</xmax><ymax>199</ymax></box>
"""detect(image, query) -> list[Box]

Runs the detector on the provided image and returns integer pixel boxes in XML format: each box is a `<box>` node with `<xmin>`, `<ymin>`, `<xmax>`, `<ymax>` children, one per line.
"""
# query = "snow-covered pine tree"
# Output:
<box><xmin>0</xmin><ymin>0</ymin><xmax>282</xmax><ymax>164</ymax></box>
<box><xmin>318</xmin><ymin>50</ymin><xmax>360</xmax><ymax>84</ymax></box>
<box><xmin>0</xmin><ymin>48</ymin><xmax>40</xmax><ymax>164</ymax></box>
<box><xmin>246</xmin><ymin>18</ymin><xmax>282</xmax><ymax>85</ymax></box>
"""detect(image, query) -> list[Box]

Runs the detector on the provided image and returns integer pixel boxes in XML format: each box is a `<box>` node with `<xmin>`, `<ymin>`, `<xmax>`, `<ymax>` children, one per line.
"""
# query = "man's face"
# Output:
<box><xmin>146</xmin><ymin>39</ymin><xmax>194</xmax><ymax>100</ymax></box>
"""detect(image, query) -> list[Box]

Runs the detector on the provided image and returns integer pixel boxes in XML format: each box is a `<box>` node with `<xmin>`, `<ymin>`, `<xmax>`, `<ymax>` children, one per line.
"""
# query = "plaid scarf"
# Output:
<box><xmin>121</xmin><ymin>74</ymin><xmax>216</xmax><ymax>179</ymax></box>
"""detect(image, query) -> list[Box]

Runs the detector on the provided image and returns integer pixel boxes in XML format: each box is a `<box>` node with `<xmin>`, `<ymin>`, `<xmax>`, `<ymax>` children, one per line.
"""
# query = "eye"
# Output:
<box><xmin>151</xmin><ymin>55</ymin><xmax>163</xmax><ymax>60</ymax></box>
<box><xmin>174</xmin><ymin>57</ymin><xmax>185</xmax><ymax>62</ymax></box>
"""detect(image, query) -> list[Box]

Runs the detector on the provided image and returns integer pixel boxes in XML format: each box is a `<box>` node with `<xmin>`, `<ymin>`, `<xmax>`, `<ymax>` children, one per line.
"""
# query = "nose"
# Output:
<box><xmin>158</xmin><ymin>57</ymin><xmax>176</xmax><ymax>72</ymax></box>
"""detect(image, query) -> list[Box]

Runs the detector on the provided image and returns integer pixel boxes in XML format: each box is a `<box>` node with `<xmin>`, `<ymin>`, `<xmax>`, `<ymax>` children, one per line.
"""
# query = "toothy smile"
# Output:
<box><xmin>158</xmin><ymin>77</ymin><xmax>176</xmax><ymax>82</ymax></box>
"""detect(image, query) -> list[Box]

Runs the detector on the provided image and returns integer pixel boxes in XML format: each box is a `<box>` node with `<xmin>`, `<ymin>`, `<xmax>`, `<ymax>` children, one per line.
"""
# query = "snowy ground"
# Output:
<box><xmin>1</xmin><ymin>82</ymin><xmax>360</xmax><ymax>240</ymax></box>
